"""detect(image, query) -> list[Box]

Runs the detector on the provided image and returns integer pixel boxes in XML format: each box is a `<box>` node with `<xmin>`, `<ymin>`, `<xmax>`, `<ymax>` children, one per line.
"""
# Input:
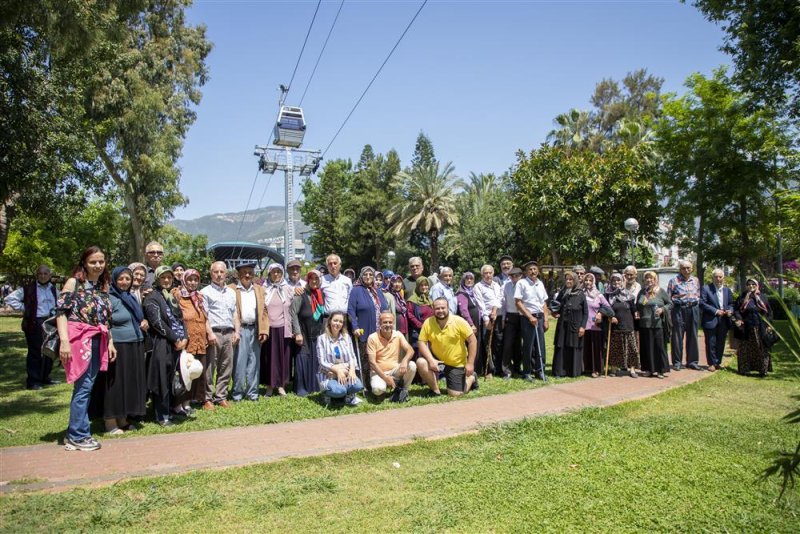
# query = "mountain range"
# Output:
<box><xmin>170</xmin><ymin>206</ymin><xmax>309</xmax><ymax>244</ymax></box>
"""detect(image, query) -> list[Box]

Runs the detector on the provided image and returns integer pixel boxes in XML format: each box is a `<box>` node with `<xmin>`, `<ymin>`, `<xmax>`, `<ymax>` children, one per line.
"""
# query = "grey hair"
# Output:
<box><xmin>711</xmin><ymin>268</ymin><xmax>724</xmax><ymax>277</ymax></box>
<box><xmin>623</xmin><ymin>265</ymin><xmax>637</xmax><ymax>274</ymax></box>
<box><xmin>439</xmin><ymin>266</ymin><xmax>453</xmax><ymax>275</ymax></box>
<box><xmin>480</xmin><ymin>264</ymin><xmax>494</xmax><ymax>274</ymax></box>
<box><xmin>678</xmin><ymin>259</ymin><xmax>693</xmax><ymax>269</ymax></box>
<box><xmin>408</xmin><ymin>256</ymin><xmax>423</xmax><ymax>266</ymax></box>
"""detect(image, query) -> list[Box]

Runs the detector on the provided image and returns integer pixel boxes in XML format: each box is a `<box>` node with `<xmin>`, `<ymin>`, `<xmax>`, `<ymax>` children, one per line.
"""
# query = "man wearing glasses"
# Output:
<box><xmin>143</xmin><ymin>241</ymin><xmax>165</xmax><ymax>290</ymax></box>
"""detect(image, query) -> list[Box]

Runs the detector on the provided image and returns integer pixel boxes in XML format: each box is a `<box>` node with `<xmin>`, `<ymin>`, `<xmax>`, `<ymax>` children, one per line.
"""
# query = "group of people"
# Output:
<box><xmin>5</xmin><ymin>243</ymin><xmax>777</xmax><ymax>452</ymax></box>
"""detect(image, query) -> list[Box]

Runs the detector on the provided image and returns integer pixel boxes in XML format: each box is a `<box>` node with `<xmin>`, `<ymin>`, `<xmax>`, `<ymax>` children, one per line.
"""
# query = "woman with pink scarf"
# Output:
<box><xmin>56</xmin><ymin>246</ymin><xmax>116</xmax><ymax>452</ymax></box>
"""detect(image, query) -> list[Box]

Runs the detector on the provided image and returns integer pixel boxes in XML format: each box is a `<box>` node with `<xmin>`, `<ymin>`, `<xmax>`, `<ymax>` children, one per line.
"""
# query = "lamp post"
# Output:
<box><xmin>624</xmin><ymin>218</ymin><xmax>639</xmax><ymax>266</ymax></box>
<box><xmin>387</xmin><ymin>250</ymin><xmax>396</xmax><ymax>272</ymax></box>
<box><xmin>773</xmin><ymin>195</ymin><xmax>784</xmax><ymax>299</ymax></box>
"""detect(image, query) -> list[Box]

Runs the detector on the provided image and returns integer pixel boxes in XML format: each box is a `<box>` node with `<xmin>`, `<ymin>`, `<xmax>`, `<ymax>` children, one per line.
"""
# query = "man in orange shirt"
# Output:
<box><xmin>367</xmin><ymin>312</ymin><xmax>416</xmax><ymax>400</ymax></box>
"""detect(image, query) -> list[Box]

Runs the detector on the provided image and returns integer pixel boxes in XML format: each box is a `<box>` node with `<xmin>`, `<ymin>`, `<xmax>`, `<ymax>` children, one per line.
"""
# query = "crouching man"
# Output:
<box><xmin>367</xmin><ymin>312</ymin><xmax>416</xmax><ymax>401</ymax></box>
<box><xmin>418</xmin><ymin>297</ymin><xmax>478</xmax><ymax>396</ymax></box>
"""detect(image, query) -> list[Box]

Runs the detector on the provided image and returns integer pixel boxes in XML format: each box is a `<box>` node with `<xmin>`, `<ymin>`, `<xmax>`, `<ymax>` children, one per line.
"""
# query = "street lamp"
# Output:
<box><xmin>387</xmin><ymin>250</ymin><xmax>396</xmax><ymax>271</ymax></box>
<box><xmin>624</xmin><ymin>218</ymin><xmax>639</xmax><ymax>266</ymax></box>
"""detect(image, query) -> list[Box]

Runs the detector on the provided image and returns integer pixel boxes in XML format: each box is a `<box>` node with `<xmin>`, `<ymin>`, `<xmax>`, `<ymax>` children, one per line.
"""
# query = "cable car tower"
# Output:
<box><xmin>254</xmin><ymin>86</ymin><xmax>322</xmax><ymax>267</ymax></box>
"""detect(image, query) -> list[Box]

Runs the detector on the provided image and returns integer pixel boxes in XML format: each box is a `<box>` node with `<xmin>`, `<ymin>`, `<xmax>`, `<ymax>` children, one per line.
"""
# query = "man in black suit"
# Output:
<box><xmin>699</xmin><ymin>268</ymin><xmax>734</xmax><ymax>371</ymax></box>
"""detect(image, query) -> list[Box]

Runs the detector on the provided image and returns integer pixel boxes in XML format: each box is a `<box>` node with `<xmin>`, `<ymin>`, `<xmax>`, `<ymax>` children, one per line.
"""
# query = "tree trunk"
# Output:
<box><xmin>0</xmin><ymin>194</ymin><xmax>18</xmax><ymax>254</ymax></box>
<box><xmin>696</xmin><ymin>215</ymin><xmax>706</xmax><ymax>285</ymax></box>
<box><xmin>737</xmin><ymin>195</ymin><xmax>749</xmax><ymax>291</ymax></box>
<box><xmin>97</xmin><ymin>146</ymin><xmax>145</xmax><ymax>261</ymax></box>
<box><xmin>429</xmin><ymin>228</ymin><xmax>440</xmax><ymax>273</ymax></box>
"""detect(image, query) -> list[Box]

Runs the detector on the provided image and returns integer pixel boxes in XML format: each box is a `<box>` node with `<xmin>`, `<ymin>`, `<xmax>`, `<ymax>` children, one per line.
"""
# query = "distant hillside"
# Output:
<box><xmin>170</xmin><ymin>206</ymin><xmax>309</xmax><ymax>244</ymax></box>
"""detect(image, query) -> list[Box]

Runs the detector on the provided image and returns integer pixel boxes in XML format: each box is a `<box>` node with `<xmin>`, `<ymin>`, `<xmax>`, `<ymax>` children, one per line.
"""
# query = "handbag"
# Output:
<box><xmin>761</xmin><ymin>324</ymin><xmax>779</xmax><ymax>349</ymax></box>
<box><xmin>41</xmin><ymin>316</ymin><xmax>59</xmax><ymax>360</ymax></box>
<box><xmin>172</xmin><ymin>366</ymin><xmax>188</xmax><ymax>397</ymax></box>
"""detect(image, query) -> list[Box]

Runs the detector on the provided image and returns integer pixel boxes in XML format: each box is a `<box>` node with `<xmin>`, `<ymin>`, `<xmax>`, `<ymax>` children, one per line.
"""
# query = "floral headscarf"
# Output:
<box><xmin>457</xmin><ymin>272</ymin><xmax>478</xmax><ymax>306</ymax></box>
<box><xmin>389</xmin><ymin>274</ymin><xmax>407</xmax><ymax>316</ymax></box>
<box><xmin>179</xmin><ymin>268</ymin><xmax>205</xmax><ymax>315</ymax></box>
<box><xmin>306</xmin><ymin>269</ymin><xmax>326</xmax><ymax>320</ymax></box>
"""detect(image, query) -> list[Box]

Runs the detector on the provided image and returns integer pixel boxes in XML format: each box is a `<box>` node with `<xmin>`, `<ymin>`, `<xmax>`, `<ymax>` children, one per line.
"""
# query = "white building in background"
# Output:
<box><xmin>258</xmin><ymin>236</ymin><xmax>308</xmax><ymax>261</ymax></box>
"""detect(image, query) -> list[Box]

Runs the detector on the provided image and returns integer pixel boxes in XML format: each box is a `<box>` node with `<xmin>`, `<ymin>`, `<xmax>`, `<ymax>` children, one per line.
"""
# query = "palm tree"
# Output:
<box><xmin>463</xmin><ymin>172</ymin><xmax>499</xmax><ymax>216</ymax></box>
<box><xmin>388</xmin><ymin>162</ymin><xmax>462</xmax><ymax>272</ymax></box>
<box><xmin>546</xmin><ymin>108</ymin><xmax>593</xmax><ymax>152</ymax></box>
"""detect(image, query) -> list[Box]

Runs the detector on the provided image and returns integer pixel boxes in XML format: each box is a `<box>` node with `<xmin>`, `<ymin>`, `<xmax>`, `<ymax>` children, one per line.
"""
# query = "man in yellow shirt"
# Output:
<box><xmin>418</xmin><ymin>297</ymin><xmax>478</xmax><ymax>396</ymax></box>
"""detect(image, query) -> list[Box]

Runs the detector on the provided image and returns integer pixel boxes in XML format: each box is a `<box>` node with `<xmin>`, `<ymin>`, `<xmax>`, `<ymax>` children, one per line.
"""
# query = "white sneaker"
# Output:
<box><xmin>64</xmin><ymin>437</ymin><xmax>101</xmax><ymax>451</ymax></box>
<box><xmin>344</xmin><ymin>394</ymin><xmax>362</xmax><ymax>406</ymax></box>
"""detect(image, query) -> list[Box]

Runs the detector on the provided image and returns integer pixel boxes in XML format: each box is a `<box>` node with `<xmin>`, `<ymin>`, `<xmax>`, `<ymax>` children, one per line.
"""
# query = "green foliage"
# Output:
<box><xmin>444</xmin><ymin>173</ymin><xmax>524</xmax><ymax>273</ymax></box>
<box><xmin>509</xmin><ymin>144</ymin><xmax>659</xmax><ymax>266</ymax></box>
<box><xmin>410</xmin><ymin>131</ymin><xmax>437</xmax><ymax>171</ymax></box>
<box><xmin>299</xmin><ymin>147</ymin><xmax>402</xmax><ymax>269</ymax></box>
<box><xmin>690</xmin><ymin>0</ymin><xmax>800</xmax><ymax>123</ymax></box>
<box><xmin>0</xmin><ymin>194</ymin><xmax>127</xmax><ymax>279</ymax></box>
<box><xmin>1</xmin><ymin>357</ymin><xmax>798</xmax><ymax>530</ymax></box>
<box><xmin>157</xmin><ymin>225</ymin><xmax>214</xmax><ymax>276</ymax></box>
<box><xmin>388</xmin><ymin>162</ymin><xmax>463</xmax><ymax>272</ymax></box>
<box><xmin>0</xmin><ymin>0</ymin><xmax>212</xmax><ymax>261</ymax></box>
<box><xmin>547</xmin><ymin>68</ymin><xmax>664</xmax><ymax>154</ymax></box>
<box><xmin>655</xmin><ymin>68</ymin><xmax>798</xmax><ymax>283</ymax></box>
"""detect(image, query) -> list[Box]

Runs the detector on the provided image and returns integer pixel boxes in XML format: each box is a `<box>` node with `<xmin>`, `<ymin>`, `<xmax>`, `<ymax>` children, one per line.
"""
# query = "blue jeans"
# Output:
<box><xmin>322</xmin><ymin>377</ymin><xmax>364</xmax><ymax>399</ymax></box>
<box><xmin>232</xmin><ymin>325</ymin><xmax>261</xmax><ymax>400</ymax></box>
<box><xmin>67</xmin><ymin>335</ymin><xmax>101</xmax><ymax>441</ymax></box>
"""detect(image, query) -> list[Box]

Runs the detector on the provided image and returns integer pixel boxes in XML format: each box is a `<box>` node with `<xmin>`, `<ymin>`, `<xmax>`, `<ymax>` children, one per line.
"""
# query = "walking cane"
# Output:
<box><xmin>604</xmin><ymin>319</ymin><xmax>612</xmax><ymax>377</ymax></box>
<box><xmin>485</xmin><ymin>321</ymin><xmax>495</xmax><ymax>378</ymax></box>
<box><xmin>533</xmin><ymin>322</ymin><xmax>547</xmax><ymax>381</ymax></box>
<box><xmin>352</xmin><ymin>332</ymin><xmax>367</xmax><ymax>400</ymax></box>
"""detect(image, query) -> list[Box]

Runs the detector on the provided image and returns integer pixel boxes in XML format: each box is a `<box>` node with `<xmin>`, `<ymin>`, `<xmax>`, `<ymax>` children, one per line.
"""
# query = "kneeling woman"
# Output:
<box><xmin>143</xmin><ymin>266</ymin><xmax>188</xmax><ymax>426</ymax></box>
<box><xmin>315</xmin><ymin>311</ymin><xmax>364</xmax><ymax>406</ymax></box>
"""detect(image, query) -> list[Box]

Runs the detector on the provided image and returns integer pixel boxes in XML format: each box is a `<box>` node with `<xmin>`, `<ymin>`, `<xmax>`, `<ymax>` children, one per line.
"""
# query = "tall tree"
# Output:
<box><xmin>410</xmin><ymin>131</ymin><xmax>437</xmax><ymax>171</ymax></box>
<box><xmin>0</xmin><ymin>1</ymin><xmax>211</xmax><ymax>258</ymax></box>
<box><xmin>388</xmin><ymin>162</ymin><xmax>462</xmax><ymax>272</ymax></box>
<box><xmin>690</xmin><ymin>0</ymin><xmax>800</xmax><ymax>123</ymax></box>
<box><xmin>87</xmin><ymin>1</ymin><xmax>211</xmax><ymax>259</ymax></box>
<box><xmin>510</xmin><ymin>144</ymin><xmax>659</xmax><ymax>266</ymax></box>
<box><xmin>299</xmin><ymin>159</ymin><xmax>354</xmax><ymax>262</ymax></box>
<box><xmin>655</xmin><ymin>68</ymin><xmax>797</xmax><ymax>284</ymax></box>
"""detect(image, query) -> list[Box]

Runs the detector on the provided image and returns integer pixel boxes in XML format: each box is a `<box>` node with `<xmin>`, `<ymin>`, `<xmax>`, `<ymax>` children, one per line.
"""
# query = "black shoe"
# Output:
<box><xmin>672</xmin><ymin>364</ymin><xmax>682</xmax><ymax>371</ymax></box>
<box><xmin>158</xmin><ymin>419</ymin><xmax>174</xmax><ymax>427</ymax></box>
<box><xmin>523</xmin><ymin>374</ymin><xmax>534</xmax><ymax>382</ymax></box>
<box><xmin>470</xmin><ymin>374</ymin><xmax>479</xmax><ymax>391</ymax></box>
<box><xmin>537</xmin><ymin>370</ymin><xmax>548</xmax><ymax>382</ymax></box>
<box><xmin>43</xmin><ymin>379</ymin><xmax>61</xmax><ymax>386</ymax></box>
<box><xmin>687</xmin><ymin>363</ymin><xmax>701</xmax><ymax>371</ymax></box>
<box><xmin>503</xmin><ymin>374</ymin><xmax>512</xmax><ymax>381</ymax></box>
<box><xmin>26</xmin><ymin>383</ymin><xmax>42</xmax><ymax>390</ymax></box>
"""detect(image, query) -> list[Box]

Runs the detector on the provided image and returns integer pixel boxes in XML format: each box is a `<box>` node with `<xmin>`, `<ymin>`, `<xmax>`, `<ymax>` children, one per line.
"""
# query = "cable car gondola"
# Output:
<box><xmin>274</xmin><ymin>105</ymin><xmax>306</xmax><ymax>148</ymax></box>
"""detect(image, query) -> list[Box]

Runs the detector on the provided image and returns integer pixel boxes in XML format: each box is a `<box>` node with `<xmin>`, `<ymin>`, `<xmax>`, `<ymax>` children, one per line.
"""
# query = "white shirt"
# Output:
<box><xmin>503</xmin><ymin>281</ymin><xmax>518</xmax><ymax>315</ymax></box>
<box><xmin>715</xmin><ymin>284</ymin><xmax>725</xmax><ymax>309</ymax></box>
<box><xmin>5</xmin><ymin>284</ymin><xmax>56</xmax><ymax>317</ymax></box>
<box><xmin>200</xmin><ymin>283</ymin><xmax>237</xmax><ymax>329</ymax></box>
<box><xmin>625</xmin><ymin>281</ymin><xmax>642</xmax><ymax>299</ymax></box>
<box><xmin>237</xmin><ymin>283</ymin><xmax>257</xmax><ymax>325</ymax></box>
<box><xmin>474</xmin><ymin>279</ymin><xmax>503</xmax><ymax>322</ymax></box>
<box><xmin>321</xmin><ymin>273</ymin><xmax>352</xmax><ymax>314</ymax></box>
<box><xmin>514</xmin><ymin>277</ymin><xmax>548</xmax><ymax>314</ymax></box>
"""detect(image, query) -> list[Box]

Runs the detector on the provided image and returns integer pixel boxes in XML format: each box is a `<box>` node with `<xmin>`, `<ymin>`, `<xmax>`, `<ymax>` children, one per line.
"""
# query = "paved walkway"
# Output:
<box><xmin>0</xmin><ymin>356</ymin><xmax>712</xmax><ymax>494</ymax></box>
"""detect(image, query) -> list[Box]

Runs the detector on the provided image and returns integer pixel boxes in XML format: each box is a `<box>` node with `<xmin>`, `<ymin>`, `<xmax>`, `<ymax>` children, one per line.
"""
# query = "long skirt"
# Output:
<box><xmin>552</xmin><ymin>344</ymin><xmax>583</xmax><ymax>377</ymax></box>
<box><xmin>294</xmin><ymin>342</ymin><xmax>320</xmax><ymax>397</ymax></box>
<box><xmin>608</xmin><ymin>331</ymin><xmax>639</xmax><ymax>370</ymax></box>
<box><xmin>103</xmin><ymin>340</ymin><xmax>147</xmax><ymax>419</ymax></box>
<box><xmin>189</xmin><ymin>353</ymin><xmax>207</xmax><ymax>403</ymax></box>
<box><xmin>583</xmin><ymin>330</ymin><xmax>605</xmax><ymax>375</ymax></box>
<box><xmin>737</xmin><ymin>329</ymin><xmax>771</xmax><ymax>375</ymax></box>
<box><xmin>640</xmin><ymin>328</ymin><xmax>668</xmax><ymax>374</ymax></box>
<box><xmin>262</xmin><ymin>327</ymin><xmax>290</xmax><ymax>388</ymax></box>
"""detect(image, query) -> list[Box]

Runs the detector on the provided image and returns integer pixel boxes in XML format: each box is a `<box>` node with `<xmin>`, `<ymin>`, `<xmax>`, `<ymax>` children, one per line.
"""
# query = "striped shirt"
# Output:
<box><xmin>667</xmin><ymin>275</ymin><xmax>700</xmax><ymax>306</ymax></box>
<box><xmin>316</xmin><ymin>332</ymin><xmax>359</xmax><ymax>386</ymax></box>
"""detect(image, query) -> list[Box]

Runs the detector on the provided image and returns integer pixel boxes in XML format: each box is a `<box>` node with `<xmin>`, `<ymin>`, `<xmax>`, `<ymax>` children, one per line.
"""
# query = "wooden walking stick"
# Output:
<box><xmin>485</xmin><ymin>321</ymin><xmax>495</xmax><ymax>378</ymax></box>
<box><xmin>604</xmin><ymin>319</ymin><xmax>612</xmax><ymax>377</ymax></box>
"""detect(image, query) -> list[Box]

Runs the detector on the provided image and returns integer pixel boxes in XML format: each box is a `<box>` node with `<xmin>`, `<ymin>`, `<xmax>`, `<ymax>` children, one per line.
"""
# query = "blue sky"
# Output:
<box><xmin>175</xmin><ymin>0</ymin><xmax>729</xmax><ymax>220</ymax></box>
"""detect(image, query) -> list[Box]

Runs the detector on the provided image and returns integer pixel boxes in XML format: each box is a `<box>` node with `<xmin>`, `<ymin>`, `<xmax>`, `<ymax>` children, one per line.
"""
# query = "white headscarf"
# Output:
<box><xmin>264</xmin><ymin>262</ymin><xmax>289</xmax><ymax>303</ymax></box>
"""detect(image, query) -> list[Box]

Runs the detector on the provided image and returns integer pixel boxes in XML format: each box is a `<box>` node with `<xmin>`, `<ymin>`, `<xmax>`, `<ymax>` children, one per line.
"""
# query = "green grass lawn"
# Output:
<box><xmin>0</xmin><ymin>316</ymin><xmax>566</xmax><ymax>448</ymax></box>
<box><xmin>1</xmin><ymin>335</ymin><xmax>798</xmax><ymax>532</ymax></box>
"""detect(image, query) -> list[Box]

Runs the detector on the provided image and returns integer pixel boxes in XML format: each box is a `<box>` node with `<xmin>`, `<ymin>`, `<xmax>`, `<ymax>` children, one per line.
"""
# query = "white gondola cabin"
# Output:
<box><xmin>273</xmin><ymin>106</ymin><xmax>306</xmax><ymax>148</ymax></box>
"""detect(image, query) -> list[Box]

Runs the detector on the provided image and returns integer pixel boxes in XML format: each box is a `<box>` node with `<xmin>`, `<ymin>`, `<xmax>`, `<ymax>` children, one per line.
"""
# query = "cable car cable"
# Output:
<box><xmin>286</xmin><ymin>0</ymin><xmax>323</xmax><ymax>98</ymax></box>
<box><xmin>299</xmin><ymin>0</ymin><xmax>346</xmax><ymax>106</ymax></box>
<box><xmin>321</xmin><ymin>0</ymin><xmax>428</xmax><ymax>158</ymax></box>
